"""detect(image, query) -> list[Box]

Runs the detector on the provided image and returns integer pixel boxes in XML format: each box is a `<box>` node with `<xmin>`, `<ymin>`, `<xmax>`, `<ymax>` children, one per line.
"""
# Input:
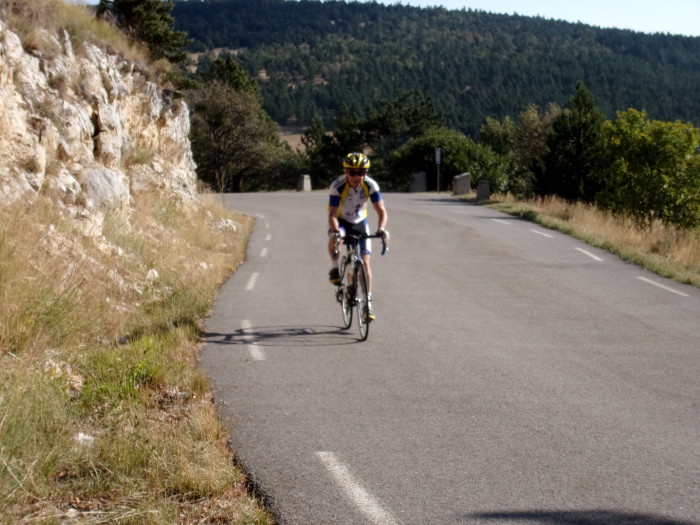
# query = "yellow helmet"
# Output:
<box><xmin>342</xmin><ymin>152</ymin><xmax>370</xmax><ymax>170</ymax></box>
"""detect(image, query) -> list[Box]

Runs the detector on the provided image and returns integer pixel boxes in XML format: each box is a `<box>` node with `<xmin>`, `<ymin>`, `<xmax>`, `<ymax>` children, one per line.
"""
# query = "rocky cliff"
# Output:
<box><xmin>0</xmin><ymin>17</ymin><xmax>197</xmax><ymax>235</ymax></box>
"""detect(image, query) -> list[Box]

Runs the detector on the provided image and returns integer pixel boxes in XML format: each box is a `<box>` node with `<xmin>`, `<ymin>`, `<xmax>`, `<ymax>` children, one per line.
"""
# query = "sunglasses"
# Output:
<box><xmin>347</xmin><ymin>170</ymin><xmax>366</xmax><ymax>177</ymax></box>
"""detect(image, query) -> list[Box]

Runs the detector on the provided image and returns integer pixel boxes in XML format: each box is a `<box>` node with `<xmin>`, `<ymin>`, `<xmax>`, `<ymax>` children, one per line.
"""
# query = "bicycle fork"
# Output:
<box><xmin>335</xmin><ymin>255</ymin><xmax>352</xmax><ymax>303</ymax></box>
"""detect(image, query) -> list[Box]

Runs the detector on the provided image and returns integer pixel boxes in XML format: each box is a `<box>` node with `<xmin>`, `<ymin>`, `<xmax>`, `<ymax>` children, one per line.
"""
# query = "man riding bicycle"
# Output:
<box><xmin>328</xmin><ymin>152</ymin><xmax>388</xmax><ymax>321</ymax></box>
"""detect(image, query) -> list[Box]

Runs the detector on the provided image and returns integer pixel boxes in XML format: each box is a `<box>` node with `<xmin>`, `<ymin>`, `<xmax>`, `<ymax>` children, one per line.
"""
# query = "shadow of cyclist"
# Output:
<box><xmin>201</xmin><ymin>325</ymin><xmax>360</xmax><ymax>347</ymax></box>
<box><xmin>465</xmin><ymin>510</ymin><xmax>695</xmax><ymax>525</ymax></box>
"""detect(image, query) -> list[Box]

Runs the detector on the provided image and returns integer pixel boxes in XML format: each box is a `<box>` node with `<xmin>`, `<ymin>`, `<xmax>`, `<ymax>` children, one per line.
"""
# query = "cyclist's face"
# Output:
<box><xmin>346</xmin><ymin>169</ymin><xmax>367</xmax><ymax>186</ymax></box>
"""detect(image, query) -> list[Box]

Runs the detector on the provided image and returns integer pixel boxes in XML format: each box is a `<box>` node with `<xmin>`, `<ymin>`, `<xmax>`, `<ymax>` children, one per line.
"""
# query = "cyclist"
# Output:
<box><xmin>328</xmin><ymin>152</ymin><xmax>388</xmax><ymax>321</ymax></box>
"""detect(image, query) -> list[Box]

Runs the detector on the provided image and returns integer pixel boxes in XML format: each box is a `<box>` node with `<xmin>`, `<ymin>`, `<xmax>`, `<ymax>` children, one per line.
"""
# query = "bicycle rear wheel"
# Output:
<box><xmin>355</xmin><ymin>262</ymin><xmax>370</xmax><ymax>341</ymax></box>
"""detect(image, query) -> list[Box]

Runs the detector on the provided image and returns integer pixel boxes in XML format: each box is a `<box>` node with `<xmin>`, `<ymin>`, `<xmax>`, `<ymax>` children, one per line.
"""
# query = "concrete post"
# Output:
<box><xmin>297</xmin><ymin>174</ymin><xmax>311</xmax><ymax>191</ymax></box>
<box><xmin>452</xmin><ymin>173</ymin><xmax>471</xmax><ymax>195</ymax></box>
<box><xmin>476</xmin><ymin>180</ymin><xmax>491</xmax><ymax>201</ymax></box>
<box><xmin>410</xmin><ymin>172</ymin><xmax>427</xmax><ymax>192</ymax></box>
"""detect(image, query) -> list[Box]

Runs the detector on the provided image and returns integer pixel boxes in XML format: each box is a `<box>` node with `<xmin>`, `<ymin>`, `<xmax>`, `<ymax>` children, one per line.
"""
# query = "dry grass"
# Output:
<box><xmin>483</xmin><ymin>194</ymin><xmax>700</xmax><ymax>287</ymax></box>
<box><xmin>278</xmin><ymin>125</ymin><xmax>307</xmax><ymax>152</ymax></box>
<box><xmin>0</xmin><ymin>0</ymin><xmax>168</xmax><ymax>77</ymax></box>
<box><xmin>1</xmin><ymin>1</ymin><xmax>271</xmax><ymax>521</ymax></box>
<box><xmin>0</xmin><ymin>194</ymin><xmax>273</xmax><ymax>524</ymax></box>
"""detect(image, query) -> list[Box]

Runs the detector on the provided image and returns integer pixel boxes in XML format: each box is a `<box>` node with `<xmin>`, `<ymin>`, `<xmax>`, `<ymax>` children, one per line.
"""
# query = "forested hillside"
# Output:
<box><xmin>172</xmin><ymin>0</ymin><xmax>700</xmax><ymax>136</ymax></box>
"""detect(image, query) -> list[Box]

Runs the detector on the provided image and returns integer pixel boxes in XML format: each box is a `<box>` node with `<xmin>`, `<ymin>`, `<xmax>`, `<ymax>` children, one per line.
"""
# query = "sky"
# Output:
<box><xmin>76</xmin><ymin>0</ymin><xmax>700</xmax><ymax>37</ymax></box>
<box><xmin>379</xmin><ymin>0</ymin><xmax>700</xmax><ymax>37</ymax></box>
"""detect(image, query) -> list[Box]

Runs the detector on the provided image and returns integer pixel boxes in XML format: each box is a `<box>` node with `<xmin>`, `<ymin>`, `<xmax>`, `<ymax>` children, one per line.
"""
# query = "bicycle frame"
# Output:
<box><xmin>333</xmin><ymin>232</ymin><xmax>387</xmax><ymax>341</ymax></box>
<box><xmin>333</xmin><ymin>232</ymin><xmax>388</xmax><ymax>262</ymax></box>
<box><xmin>335</xmin><ymin>232</ymin><xmax>386</xmax><ymax>287</ymax></box>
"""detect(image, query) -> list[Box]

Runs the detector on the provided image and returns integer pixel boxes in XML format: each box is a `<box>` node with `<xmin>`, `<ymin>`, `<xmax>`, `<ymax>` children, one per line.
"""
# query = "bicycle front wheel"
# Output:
<box><xmin>338</xmin><ymin>260</ymin><xmax>352</xmax><ymax>329</ymax></box>
<box><xmin>355</xmin><ymin>262</ymin><xmax>370</xmax><ymax>341</ymax></box>
<box><xmin>340</xmin><ymin>280</ymin><xmax>352</xmax><ymax>329</ymax></box>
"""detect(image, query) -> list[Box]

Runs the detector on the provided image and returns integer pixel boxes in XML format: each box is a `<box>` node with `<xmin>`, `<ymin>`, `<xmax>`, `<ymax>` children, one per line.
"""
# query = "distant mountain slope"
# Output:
<box><xmin>173</xmin><ymin>0</ymin><xmax>700</xmax><ymax>135</ymax></box>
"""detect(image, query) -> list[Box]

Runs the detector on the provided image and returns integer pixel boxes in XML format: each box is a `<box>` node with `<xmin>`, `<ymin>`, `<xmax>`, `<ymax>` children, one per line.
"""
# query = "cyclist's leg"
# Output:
<box><xmin>328</xmin><ymin>225</ymin><xmax>346</xmax><ymax>260</ymax></box>
<box><xmin>361</xmin><ymin>252</ymin><xmax>376</xmax><ymax>320</ymax></box>
<box><xmin>356</xmin><ymin>220</ymin><xmax>376</xmax><ymax>320</ymax></box>
<box><xmin>328</xmin><ymin>225</ymin><xmax>346</xmax><ymax>284</ymax></box>
<box><xmin>362</xmin><ymin>252</ymin><xmax>372</xmax><ymax>294</ymax></box>
<box><xmin>352</xmin><ymin>219</ymin><xmax>372</xmax><ymax>293</ymax></box>
<box><xmin>340</xmin><ymin>219</ymin><xmax>363</xmax><ymax>286</ymax></box>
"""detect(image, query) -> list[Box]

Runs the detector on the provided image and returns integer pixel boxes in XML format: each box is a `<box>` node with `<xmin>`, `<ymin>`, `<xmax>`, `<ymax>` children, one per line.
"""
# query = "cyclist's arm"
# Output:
<box><xmin>328</xmin><ymin>207</ymin><xmax>340</xmax><ymax>232</ymax></box>
<box><xmin>372</xmin><ymin>200</ymin><xmax>387</xmax><ymax>231</ymax></box>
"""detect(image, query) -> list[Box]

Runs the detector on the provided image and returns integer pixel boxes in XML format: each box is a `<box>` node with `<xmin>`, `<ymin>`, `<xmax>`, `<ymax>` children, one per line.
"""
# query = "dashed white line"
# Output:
<box><xmin>265</xmin><ymin>233</ymin><xmax>272</xmax><ymax>241</ymax></box>
<box><xmin>574</xmin><ymin>247</ymin><xmax>603</xmax><ymax>262</ymax></box>
<box><xmin>245</xmin><ymin>272</ymin><xmax>259</xmax><ymax>291</ymax></box>
<box><xmin>530</xmin><ymin>229</ymin><xmax>553</xmax><ymax>238</ymax></box>
<box><xmin>240</xmin><ymin>320</ymin><xmax>265</xmax><ymax>361</ymax></box>
<box><xmin>248</xmin><ymin>346</ymin><xmax>265</xmax><ymax>361</ymax></box>
<box><xmin>316</xmin><ymin>452</ymin><xmax>401</xmax><ymax>525</ymax></box>
<box><xmin>260</xmin><ymin>247</ymin><xmax>268</xmax><ymax>258</ymax></box>
<box><xmin>637</xmin><ymin>277</ymin><xmax>689</xmax><ymax>297</ymax></box>
<box><xmin>491</xmin><ymin>219</ymin><xmax>511</xmax><ymax>225</ymax></box>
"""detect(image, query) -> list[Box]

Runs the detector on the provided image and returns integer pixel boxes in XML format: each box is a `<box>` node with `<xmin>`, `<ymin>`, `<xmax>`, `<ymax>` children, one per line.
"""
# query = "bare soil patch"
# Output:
<box><xmin>279</xmin><ymin>125</ymin><xmax>307</xmax><ymax>151</ymax></box>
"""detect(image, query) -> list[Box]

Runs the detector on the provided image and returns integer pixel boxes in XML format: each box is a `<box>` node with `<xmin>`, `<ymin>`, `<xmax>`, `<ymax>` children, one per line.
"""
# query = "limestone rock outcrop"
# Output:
<box><xmin>0</xmin><ymin>18</ymin><xmax>198</xmax><ymax>234</ymax></box>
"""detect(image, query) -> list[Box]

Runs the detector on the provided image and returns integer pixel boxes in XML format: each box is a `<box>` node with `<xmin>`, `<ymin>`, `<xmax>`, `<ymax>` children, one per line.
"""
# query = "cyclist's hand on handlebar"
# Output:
<box><xmin>331</xmin><ymin>230</ymin><xmax>342</xmax><ymax>257</ymax></box>
<box><xmin>376</xmin><ymin>228</ymin><xmax>390</xmax><ymax>254</ymax></box>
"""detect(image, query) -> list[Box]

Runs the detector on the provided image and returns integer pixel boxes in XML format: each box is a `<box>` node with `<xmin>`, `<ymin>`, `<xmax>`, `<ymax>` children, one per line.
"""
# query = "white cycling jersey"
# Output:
<box><xmin>328</xmin><ymin>174</ymin><xmax>383</xmax><ymax>224</ymax></box>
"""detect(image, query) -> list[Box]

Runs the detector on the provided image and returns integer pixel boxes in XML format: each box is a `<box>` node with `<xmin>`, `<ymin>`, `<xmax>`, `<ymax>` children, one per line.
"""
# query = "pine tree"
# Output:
<box><xmin>97</xmin><ymin>0</ymin><xmax>190</xmax><ymax>63</ymax></box>
<box><xmin>538</xmin><ymin>82</ymin><xmax>605</xmax><ymax>201</ymax></box>
<box><xmin>205</xmin><ymin>55</ymin><xmax>261</xmax><ymax>101</ymax></box>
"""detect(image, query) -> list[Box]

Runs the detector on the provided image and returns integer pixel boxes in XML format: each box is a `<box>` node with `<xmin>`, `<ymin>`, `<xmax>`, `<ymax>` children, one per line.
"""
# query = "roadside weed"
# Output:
<box><xmin>0</xmin><ymin>193</ymin><xmax>268</xmax><ymax>523</ymax></box>
<box><xmin>486</xmin><ymin>194</ymin><xmax>700</xmax><ymax>287</ymax></box>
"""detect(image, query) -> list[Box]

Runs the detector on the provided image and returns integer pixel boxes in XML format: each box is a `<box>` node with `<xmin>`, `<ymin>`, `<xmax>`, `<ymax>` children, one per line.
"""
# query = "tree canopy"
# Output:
<box><xmin>597</xmin><ymin>109</ymin><xmax>700</xmax><ymax>228</ymax></box>
<box><xmin>538</xmin><ymin>82</ymin><xmax>606</xmax><ymax>201</ymax></box>
<box><xmin>173</xmin><ymin>0</ymin><xmax>700</xmax><ymax>136</ymax></box>
<box><xmin>98</xmin><ymin>0</ymin><xmax>190</xmax><ymax>63</ymax></box>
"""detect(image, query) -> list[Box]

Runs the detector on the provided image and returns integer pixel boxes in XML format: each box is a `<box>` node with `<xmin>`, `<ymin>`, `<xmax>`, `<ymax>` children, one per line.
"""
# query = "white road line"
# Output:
<box><xmin>260</xmin><ymin>247</ymin><xmax>268</xmax><ymax>258</ymax></box>
<box><xmin>637</xmin><ymin>277</ymin><xmax>690</xmax><ymax>297</ymax></box>
<box><xmin>316</xmin><ymin>452</ymin><xmax>401</xmax><ymax>525</ymax></box>
<box><xmin>265</xmin><ymin>233</ymin><xmax>272</xmax><ymax>241</ymax></box>
<box><xmin>530</xmin><ymin>229</ymin><xmax>553</xmax><ymax>238</ymax></box>
<box><xmin>240</xmin><ymin>320</ymin><xmax>266</xmax><ymax>361</ymax></box>
<box><xmin>491</xmin><ymin>219</ymin><xmax>511</xmax><ymax>225</ymax></box>
<box><xmin>248</xmin><ymin>344</ymin><xmax>265</xmax><ymax>361</ymax></box>
<box><xmin>574</xmin><ymin>247</ymin><xmax>603</xmax><ymax>262</ymax></box>
<box><xmin>265</xmin><ymin>221</ymin><xmax>270</xmax><ymax>229</ymax></box>
<box><xmin>245</xmin><ymin>272</ymin><xmax>259</xmax><ymax>291</ymax></box>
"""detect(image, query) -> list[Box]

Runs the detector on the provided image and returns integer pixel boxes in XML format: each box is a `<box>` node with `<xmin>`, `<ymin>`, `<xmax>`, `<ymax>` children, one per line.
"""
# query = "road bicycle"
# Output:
<box><xmin>332</xmin><ymin>231</ymin><xmax>388</xmax><ymax>341</ymax></box>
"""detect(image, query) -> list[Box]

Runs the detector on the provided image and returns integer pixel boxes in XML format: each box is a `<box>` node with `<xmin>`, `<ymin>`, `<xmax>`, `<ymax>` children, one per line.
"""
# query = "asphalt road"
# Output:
<box><xmin>200</xmin><ymin>192</ymin><xmax>699</xmax><ymax>525</ymax></box>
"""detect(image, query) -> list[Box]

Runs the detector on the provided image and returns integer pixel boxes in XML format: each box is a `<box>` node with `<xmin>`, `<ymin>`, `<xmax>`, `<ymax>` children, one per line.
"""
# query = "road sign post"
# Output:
<box><xmin>435</xmin><ymin>147</ymin><xmax>441</xmax><ymax>192</ymax></box>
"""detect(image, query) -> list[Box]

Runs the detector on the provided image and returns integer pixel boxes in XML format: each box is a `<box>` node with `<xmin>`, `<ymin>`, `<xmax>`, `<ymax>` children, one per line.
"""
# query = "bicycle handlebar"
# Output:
<box><xmin>335</xmin><ymin>232</ymin><xmax>389</xmax><ymax>256</ymax></box>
